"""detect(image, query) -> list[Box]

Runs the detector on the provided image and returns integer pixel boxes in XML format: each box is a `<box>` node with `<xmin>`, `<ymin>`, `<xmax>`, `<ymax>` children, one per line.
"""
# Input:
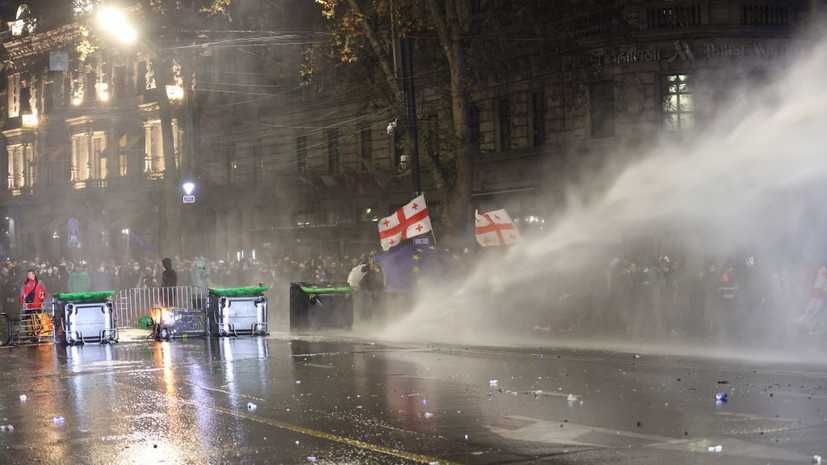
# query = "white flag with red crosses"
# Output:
<box><xmin>378</xmin><ymin>194</ymin><xmax>432</xmax><ymax>251</ymax></box>
<box><xmin>475</xmin><ymin>209</ymin><xmax>520</xmax><ymax>246</ymax></box>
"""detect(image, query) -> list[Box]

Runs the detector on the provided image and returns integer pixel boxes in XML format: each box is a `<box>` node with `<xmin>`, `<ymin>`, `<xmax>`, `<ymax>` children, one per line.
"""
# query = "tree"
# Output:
<box><xmin>301</xmin><ymin>0</ymin><xmax>584</xmax><ymax>243</ymax></box>
<box><xmin>305</xmin><ymin>0</ymin><xmax>476</xmax><ymax>244</ymax></box>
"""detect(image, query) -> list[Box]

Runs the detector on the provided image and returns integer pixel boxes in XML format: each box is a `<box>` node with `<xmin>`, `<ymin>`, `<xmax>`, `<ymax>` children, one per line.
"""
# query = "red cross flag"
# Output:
<box><xmin>378</xmin><ymin>194</ymin><xmax>432</xmax><ymax>251</ymax></box>
<box><xmin>475</xmin><ymin>209</ymin><xmax>520</xmax><ymax>246</ymax></box>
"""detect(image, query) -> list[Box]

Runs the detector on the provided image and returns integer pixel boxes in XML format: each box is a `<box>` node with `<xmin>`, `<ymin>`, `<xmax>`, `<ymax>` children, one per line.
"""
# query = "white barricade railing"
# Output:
<box><xmin>114</xmin><ymin>286</ymin><xmax>207</xmax><ymax>328</ymax></box>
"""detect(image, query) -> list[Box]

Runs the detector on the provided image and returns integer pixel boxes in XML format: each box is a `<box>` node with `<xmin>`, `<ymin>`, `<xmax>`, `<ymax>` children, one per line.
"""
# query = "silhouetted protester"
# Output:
<box><xmin>359</xmin><ymin>258</ymin><xmax>385</xmax><ymax>323</ymax></box>
<box><xmin>54</xmin><ymin>263</ymin><xmax>70</xmax><ymax>294</ymax></box>
<box><xmin>190</xmin><ymin>259</ymin><xmax>210</xmax><ymax>290</ymax></box>
<box><xmin>119</xmin><ymin>262</ymin><xmax>141</xmax><ymax>289</ymax></box>
<box><xmin>161</xmin><ymin>258</ymin><xmax>177</xmax><ymax>306</ymax></box>
<box><xmin>138</xmin><ymin>266</ymin><xmax>158</xmax><ymax>288</ymax></box>
<box><xmin>238</xmin><ymin>259</ymin><xmax>254</xmax><ymax>287</ymax></box>
<box><xmin>161</xmin><ymin>258</ymin><xmax>177</xmax><ymax>287</ymax></box>
<box><xmin>91</xmin><ymin>263</ymin><xmax>117</xmax><ymax>291</ymax></box>
<box><xmin>68</xmin><ymin>263</ymin><xmax>91</xmax><ymax>294</ymax></box>
<box><xmin>190</xmin><ymin>259</ymin><xmax>210</xmax><ymax>309</ymax></box>
<box><xmin>0</xmin><ymin>267</ymin><xmax>17</xmax><ymax>315</ymax></box>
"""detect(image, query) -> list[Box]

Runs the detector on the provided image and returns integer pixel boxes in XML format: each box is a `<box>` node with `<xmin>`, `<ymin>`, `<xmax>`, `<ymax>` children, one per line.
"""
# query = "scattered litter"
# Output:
<box><xmin>295</xmin><ymin>441</ymin><xmax>300</xmax><ymax>445</ymax></box>
<box><xmin>707</xmin><ymin>445</ymin><xmax>723</xmax><ymax>452</ymax></box>
<box><xmin>533</xmin><ymin>390</ymin><xmax>543</xmax><ymax>398</ymax></box>
<box><xmin>247</xmin><ymin>402</ymin><xmax>257</xmax><ymax>411</ymax></box>
<box><xmin>19</xmin><ymin>394</ymin><xmax>27</xmax><ymax>402</ymax></box>
<box><xmin>717</xmin><ymin>380</ymin><xmax>729</xmax><ymax>384</ymax></box>
<box><xmin>422</xmin><ymin>399</ymin><xmax>427</xmax><ymax>405</ymax></box>
<box><xmin>566</xmin><ymin>394</ymin><xmax>578</xmax><ymax>403</ymax></box>
<box><xmin>715</xmin><ymin>393</ymin><xmax>728</xmax><ymax>402</ymax></box>
<box><xmin>306</xmin><ymin>457</ymin><xmax>316</xmax><ymax>462</ymax></box>
<box><xmin>633</xmin><ymin>354</ymin><xmax>641</xmax><ymax>359</ymax></box>
<box><xmin>464</xmin><ymin>434</ymin><xmax>469</xmax><ymax>440</ymax></box>
<box><xmin>295</xmin><ymin>380</ymin><xmax>302</xmax><ymax>385</ymax></box>
<box><xmin>813</xmin><ymin>455</ymin><xmax>822</xmax><ymax>465</ymax></box>
<box><xmin>6</xmin><ymin>425</ymin><xmax>12</xmax><ymax>432</ymax></box>
<box><xmin>510</xmin><ymin>391</ymin><xmax>518</xmax><ymax>396</ymax></box>
<box><xmin>423</xmin><ymin>412</ymin><xmax>434</xmax><ymax>419</ymax></box>
<box><xmin>0</xmin><ymin>426</ymin><xmax>5</xmax><ymax>432</ymax></box>
<box><xmin>636</xmin><ymin>421</ymin><xmax>643</xmax><ymax>427</ymax></box>
<box><xmin>53</xmin><ymin>416</ymin><xmax>65</xmax><ymax>424</ymax></box>
<box><xmin>489</xmin><ymin>380</ymin><xmax>498</xmax><ymax>387</ymax></box>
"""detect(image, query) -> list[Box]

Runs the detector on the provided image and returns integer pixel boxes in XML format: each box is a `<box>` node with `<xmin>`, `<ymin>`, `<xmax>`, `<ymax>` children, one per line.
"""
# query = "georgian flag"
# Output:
<box><xmin>378</xmin><ymin>194</ymin><xmax>432</xmax><ymax>251</ymax></box>
<box><xmin>475</xmin><ymin>209</ymin><xmax>520</xmax><ymax>246</ymax></box>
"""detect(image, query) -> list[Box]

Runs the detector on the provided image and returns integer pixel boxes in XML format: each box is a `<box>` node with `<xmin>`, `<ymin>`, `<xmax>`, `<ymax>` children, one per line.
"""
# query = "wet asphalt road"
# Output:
<box><xmin>0</xmin><ymin>331</ymin><xmax>825</xmax><ymax>465</ymax></box>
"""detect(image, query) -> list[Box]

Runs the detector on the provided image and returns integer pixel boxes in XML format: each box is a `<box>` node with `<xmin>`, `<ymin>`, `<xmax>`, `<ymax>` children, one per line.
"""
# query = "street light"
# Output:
<box><xmin>96</xmin><ymin>7</ymin><xmax>136</xmax><ymax>44</ymax></box>
<box><xmin>182</xmin><ymin>181</ymin><xmax>195</xmax><ymax>196</ymax></box>
<box><xmin>96</xmin><ymin>5</ymin><xmax>180</xmax><ymax>256</ymax></box>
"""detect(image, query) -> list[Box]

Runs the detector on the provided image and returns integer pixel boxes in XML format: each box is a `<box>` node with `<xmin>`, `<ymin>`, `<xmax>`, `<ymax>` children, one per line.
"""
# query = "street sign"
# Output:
<box><xmin>183</xmin><ymin>195</ymin><xmax>196</xmax><ymax>204</ymax></box>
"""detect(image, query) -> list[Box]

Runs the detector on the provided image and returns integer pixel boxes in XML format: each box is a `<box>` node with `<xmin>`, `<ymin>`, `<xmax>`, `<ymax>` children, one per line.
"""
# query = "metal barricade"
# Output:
<box><xmin>114</xmin><ymin>286</ymin><xmax>206</xmax><ymax>328</ymax></box>
<box><xmin>12</xmin><ymin>305</ymin><xmax>54</xmax><ymax>344</ymax></box>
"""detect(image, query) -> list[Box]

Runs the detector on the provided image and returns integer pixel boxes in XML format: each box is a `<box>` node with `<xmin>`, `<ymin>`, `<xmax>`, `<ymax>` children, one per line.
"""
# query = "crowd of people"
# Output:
<box><xmin>0</xmin><ymin>248</ymin><xmax>824</xmax><ymax>342</ymax></box>
<box><xmin>0</xmin><ymin>252</ymin><xmax>386</xmax><ymax>320</ymax></box>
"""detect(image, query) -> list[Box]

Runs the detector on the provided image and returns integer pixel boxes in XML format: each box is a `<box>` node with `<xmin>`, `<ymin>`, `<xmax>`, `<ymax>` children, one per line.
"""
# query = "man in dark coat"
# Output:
<box><xmin>161</xmin><ymin>258</ymin><xmax>177</xmax><ymax>307</ymax></box>
<box><xmin>161</xmin><ymin>258</ymin><xmax>177</xmax><ymax>287</ymax></box>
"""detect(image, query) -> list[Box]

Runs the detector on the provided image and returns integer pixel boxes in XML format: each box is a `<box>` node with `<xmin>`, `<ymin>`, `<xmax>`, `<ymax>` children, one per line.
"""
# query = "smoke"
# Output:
<box><xmin>378</xmin><ymin>33</ymin><xmax>827</xmax><ymax>357</ymax></box>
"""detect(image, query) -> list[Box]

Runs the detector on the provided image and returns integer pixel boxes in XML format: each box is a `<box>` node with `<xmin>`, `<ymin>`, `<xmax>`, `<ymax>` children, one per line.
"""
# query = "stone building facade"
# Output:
<box><xmin>0</xmin><ymin>0</ymin><xmax>814</xmax><ymax>263</ymax></box>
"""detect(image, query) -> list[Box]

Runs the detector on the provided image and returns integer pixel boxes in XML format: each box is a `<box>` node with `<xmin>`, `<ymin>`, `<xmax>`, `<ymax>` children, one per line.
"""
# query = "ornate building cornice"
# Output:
<box><xmin>3</xmin><ymin>24</ymin><xmax>82</xmax><ymax>71</ymax></box>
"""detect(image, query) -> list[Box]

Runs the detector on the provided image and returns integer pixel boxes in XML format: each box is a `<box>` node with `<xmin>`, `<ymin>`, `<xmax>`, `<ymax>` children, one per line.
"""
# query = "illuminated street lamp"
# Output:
<box><xmin>182</xmin><ymin>181</ymin><xmax>196</xmax><ymax>203</ymax></box>
<box><xmin>182</xmin><ymin>181</ymin><xmax>195</xmax><ymax>196</ymax></box>
<box><xmin>96</xmin><ymin>7</ymin><xmax>136</xmax><ymax>44</ymax></box>
<box><xmin>96</xmin><ymin>5</ymin><xmax>180</xmax><ymax>255</ymax></box>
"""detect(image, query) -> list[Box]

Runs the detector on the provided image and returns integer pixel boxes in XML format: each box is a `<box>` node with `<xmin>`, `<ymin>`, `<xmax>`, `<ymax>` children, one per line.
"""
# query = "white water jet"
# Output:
<box><xmin>379</xmin><ymin>32</ymin><xmax>827</xmax><ymax>360</ymax></box>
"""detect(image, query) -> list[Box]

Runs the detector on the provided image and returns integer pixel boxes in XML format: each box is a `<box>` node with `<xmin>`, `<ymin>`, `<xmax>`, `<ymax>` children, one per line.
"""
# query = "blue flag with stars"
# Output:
<box><xmin>373</xmin><ymin>239</ymin><xmax>467</xmax><ymax>293</ymax></box>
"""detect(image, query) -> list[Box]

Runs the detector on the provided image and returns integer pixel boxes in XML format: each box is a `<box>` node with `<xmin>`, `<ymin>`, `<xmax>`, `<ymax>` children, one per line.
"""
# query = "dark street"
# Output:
<box><xmin>0</xmin><ymin>332</ymin><xmax>825</xmax><ymax>464</ymax></box>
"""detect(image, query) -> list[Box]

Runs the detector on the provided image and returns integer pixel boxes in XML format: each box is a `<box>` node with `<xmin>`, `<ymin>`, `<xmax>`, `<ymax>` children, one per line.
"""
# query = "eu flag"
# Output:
<box><xmin>373</xmin><ymin>241</ymin><xmax>456</xmax><ymax>293</ymax></box>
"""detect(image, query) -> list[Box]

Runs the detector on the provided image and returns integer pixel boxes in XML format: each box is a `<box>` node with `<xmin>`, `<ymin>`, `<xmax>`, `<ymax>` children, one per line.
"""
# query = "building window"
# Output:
<box><xmin>742</xmin><ymin>3</ymin><xmax>792</xmax><ymax>25</ymax></box>
<box><xmin>6</xmin><ymin>143</ymin><xmax>33</xmax><ymax>191</ymax></box>
<box><xmin>19</xmin><ymin>79</ymin><xmax>32</xmax><ymax>115</ymax></box>
<box><xmin>496</xmin><ymin>98</ymin><xmax>511</xmax><ymax>152</ymax></box>
<box><xmin>296</xmin><ymin>136</ymin><xmax>307</xmax><ymax>175</ymax></box>
<box><xmin>143</xmin><ymin>119</ymin><xmax>180</xmax><ymax>179</ymax></box>
<box><xmin>327</xmin><ymin>129</ymin><xmax>340</xmax><ymax>174</ymax></box>
<box><xmin>589</xmin><ymin>81</ymin><xmax>615</xmax><ymax>139</ymax></box>
<box><xmin>647</xmin><ymin>4</ymin><xmax>702</xmax><ymax>28</ymax></box>
<box><xmin>467</xmin><ymin>104</ymin><xmax>481</xmax><ymax>155</ymax></box>
<box><xmin>113</xmin><ymin>65</ymin><xmax>126</xmax><ymax>100</ymax></box>
<box><xmin>70</xmin><ymin>131</ymin><xmax>107</xmax><ymax>188</ymax></box>
<box><xmin>531</xmin><ymin>91</ymin><xmax>546</xmax><ymax>147</ymax></box>
<box><xmin>136</xmin><ymin>60</ymin><xmax>147</xmax><ymax>93</ymax></box>
<box><xmin>358</xmin><ymin>127</ymin><xmax>372</xmax><ymax>164</ymax></box>
<box><xmin>119</xmin><ymin>140</ymin><xmax>128</xmax><ymax>177</ymax></box>
<box><xmin>43</xmin><ymin>81</ymin><xmax>54</xmax><ymax>113</ymax></box>
<box><xmin>85</xmin><ymin>71</ymin><xmax>97</xmax><ymax>103</ymax></box>
<box><xmin>7</xmin><ymin>74</ymin><xmax>25</xmax><ymax>118</ymax></box>
<box><xmin>661</xmin><ymin>74</ymin><xmax>694</xmax><ymax>131</ymax></box>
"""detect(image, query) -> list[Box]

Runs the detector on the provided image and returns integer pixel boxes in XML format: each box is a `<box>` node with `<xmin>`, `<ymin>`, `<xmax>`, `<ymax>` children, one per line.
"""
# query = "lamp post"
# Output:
<box><xmin>181</xmin><ymin>181</ymin><xmax>196</xmax><ymax>256</ymax></box>
<box><xmin>399</xmin><ymin>36</ymin><xmax>421</xmax><ymax>196</ymax></box>
<box><xmin>97</xmin><ymin>7</ymin><xmax>180</xmax><ymax>256</ymax></box>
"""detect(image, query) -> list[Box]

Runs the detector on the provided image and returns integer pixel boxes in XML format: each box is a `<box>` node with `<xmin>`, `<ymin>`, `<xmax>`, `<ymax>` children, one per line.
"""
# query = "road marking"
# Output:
<box><xmin>184</xmin><ymin>398</ymin><xmax>462</xmax><ymax>465</ymax></box>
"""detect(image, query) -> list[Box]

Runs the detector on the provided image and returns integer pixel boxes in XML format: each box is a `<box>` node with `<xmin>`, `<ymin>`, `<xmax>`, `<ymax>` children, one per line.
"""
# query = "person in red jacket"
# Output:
<box><xmin>19</xmin><ymin>269</ymin><xmax>47</xmax><ymax>311</ymax></box>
